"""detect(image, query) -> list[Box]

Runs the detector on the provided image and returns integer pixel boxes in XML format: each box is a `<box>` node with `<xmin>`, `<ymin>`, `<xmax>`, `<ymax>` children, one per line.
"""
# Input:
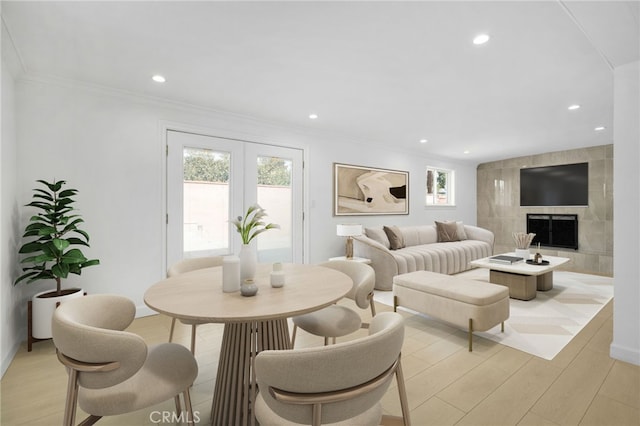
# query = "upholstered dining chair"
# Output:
<box><xmin>255</xmin><ymin>312</ymin><xmax>410</xmax><ymax>426</ymax></box>
<box><xmin>291</xmin><ymin>260</ymin><xmax>376</xmax><ymax>346</ymax></box>
<box><xmin>167</xmin><ymin>256</ymin><xmax>224</xmax><ymax>353</ymax></box>
<box><xmin>51</xmin><ymin>294</ymin><xmax>198</xmax><ymax>426</ymax></box>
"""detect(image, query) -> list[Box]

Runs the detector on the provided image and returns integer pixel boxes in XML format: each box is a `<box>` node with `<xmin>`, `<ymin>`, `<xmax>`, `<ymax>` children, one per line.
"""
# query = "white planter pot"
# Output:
<box><xmin>31</xmin><ymin>288</ymin><xmax>84</xmax><ymax>339</ymax></box>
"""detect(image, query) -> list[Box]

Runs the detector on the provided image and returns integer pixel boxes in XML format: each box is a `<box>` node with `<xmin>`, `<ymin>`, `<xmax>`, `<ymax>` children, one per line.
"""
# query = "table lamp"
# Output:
<box><xmin>336</xmin><ymin>224</ymin><xmax>362</xmax><ymax>259</ymax></box>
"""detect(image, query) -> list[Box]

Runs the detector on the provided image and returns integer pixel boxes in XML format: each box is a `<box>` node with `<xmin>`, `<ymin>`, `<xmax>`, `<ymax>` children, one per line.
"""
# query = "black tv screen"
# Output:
<box><xmin>520</xmin><ymin>163</ymin><xmax>589</xmax><ymax>206</ymax></box>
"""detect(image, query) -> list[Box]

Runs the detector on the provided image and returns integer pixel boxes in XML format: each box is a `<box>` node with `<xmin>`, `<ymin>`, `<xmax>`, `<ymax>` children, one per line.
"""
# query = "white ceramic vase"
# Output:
<box><xmin>515</xmin><ymin>248</ymin><xmax>531</xmax><ymax>260</ymax></box>
<box><xmin>31</xmin><ymin>288</ymin><xmax>84</xmax><ymax>339</ymax></box>
<box><xmin>240</xmin><ymin>279</ymin><xmax>258</xmax><ymax>297</ymax></box>
<box><xmin>222</xmin><ymin>255</ymin><xmax>241</xmax><ymax>293</ymax></box>
<box><xmin>270</xmin><ymin>262</ymin><xmax>285</xmax><ymax>288</ymax></box>
<box><xmin>239</xmin><ymin>243</ymin><xmax>257</xmax><ymax>282</ymax></box>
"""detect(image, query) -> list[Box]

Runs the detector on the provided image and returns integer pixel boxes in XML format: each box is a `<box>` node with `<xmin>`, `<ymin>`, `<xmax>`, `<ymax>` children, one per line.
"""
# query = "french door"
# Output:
<box><xmin>166</xmin><ymin>130</ymin><xmax>303</xmax><ymax>269</ymax></box>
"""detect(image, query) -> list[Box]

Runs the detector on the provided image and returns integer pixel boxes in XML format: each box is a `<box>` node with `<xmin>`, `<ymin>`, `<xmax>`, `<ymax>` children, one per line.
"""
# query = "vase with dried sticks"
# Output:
<box><xmin>513</xmin><ymin>232</ymin><xmax>536</xmax><ymax>259</ymax></box>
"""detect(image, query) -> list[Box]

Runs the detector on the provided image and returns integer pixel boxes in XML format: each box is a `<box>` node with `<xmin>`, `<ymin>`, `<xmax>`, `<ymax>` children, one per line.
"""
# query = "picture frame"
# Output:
<box><xmin>334</xmin><ymin>163</ymin><xmax>409</xmax><ymax>216</ymax></box>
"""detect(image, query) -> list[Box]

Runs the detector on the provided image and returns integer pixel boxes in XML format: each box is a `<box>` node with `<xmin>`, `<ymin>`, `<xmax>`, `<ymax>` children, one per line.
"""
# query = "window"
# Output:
<box><xmin>426</xmin><ymin>167</ymin><xmax>455</xmax><ymax>206</ymax></box>
<box><xmin>182</xmin><ymin>147</ymin><xmax>231</xmax><ymax>254</ymax></box>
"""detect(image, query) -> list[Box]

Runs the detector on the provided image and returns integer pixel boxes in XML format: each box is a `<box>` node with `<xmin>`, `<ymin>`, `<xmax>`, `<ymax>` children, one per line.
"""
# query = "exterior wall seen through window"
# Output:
<box><xmin>426</xmin><ymin>167</ymin><xmax>455</xmax><ymax>206</ymax></box>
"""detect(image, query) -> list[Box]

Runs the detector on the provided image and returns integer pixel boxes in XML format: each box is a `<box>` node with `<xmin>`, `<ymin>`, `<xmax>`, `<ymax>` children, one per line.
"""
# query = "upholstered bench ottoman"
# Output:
<box><xmin>393</xmin><ymin>271</ymin><xmax>509</xmax><ymax>351</ymax></box>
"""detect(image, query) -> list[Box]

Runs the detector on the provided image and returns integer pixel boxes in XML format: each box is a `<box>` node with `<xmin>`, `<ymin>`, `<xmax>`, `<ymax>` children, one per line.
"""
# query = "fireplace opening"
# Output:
<box><xmin>526</xmin><ymin>214</ymin><xmax>578</xmax><ymax>250</ymax></box>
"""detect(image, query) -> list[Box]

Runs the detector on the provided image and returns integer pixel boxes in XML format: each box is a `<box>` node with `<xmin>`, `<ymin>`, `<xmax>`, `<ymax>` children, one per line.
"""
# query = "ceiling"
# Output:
<box><xmin>2</xmin><ymin>1</ymin><xmax>638</xmax><ymax>164</ymax></box>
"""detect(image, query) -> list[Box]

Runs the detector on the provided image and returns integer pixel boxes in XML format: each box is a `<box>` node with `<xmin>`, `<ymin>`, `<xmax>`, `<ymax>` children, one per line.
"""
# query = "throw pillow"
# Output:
<box><xmin>435</xmin><ymin>221</ymin><xmax>459</xmax><ymax>242</ymax></box>
<box><xmin>383</xmin><ymin>225</ymin><xmax>406</xmax><ymax>250</ymax></box>
<box><xmin>365</xmin><ymin>227</ymin><xmax>390</xmax><ymax>248</ymax></box>
<box><xmin>456</xmin><ymin>221</ymin><xmax>468</xmax><ymax>240</ymax></box>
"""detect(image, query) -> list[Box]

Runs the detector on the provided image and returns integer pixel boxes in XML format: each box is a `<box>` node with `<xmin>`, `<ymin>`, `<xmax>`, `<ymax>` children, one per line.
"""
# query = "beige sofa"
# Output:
<box><xmin>353</xmin><ymin>223</ymin><xmax>494</xmax><ymax>290</ymax></box>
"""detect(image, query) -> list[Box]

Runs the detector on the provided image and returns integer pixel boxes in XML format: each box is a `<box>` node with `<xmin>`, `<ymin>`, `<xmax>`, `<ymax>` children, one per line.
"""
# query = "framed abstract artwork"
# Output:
<box><xmin>333</xmin><ymin>163</ymin><xmax>409</xmax><ymax>216</ymax></box>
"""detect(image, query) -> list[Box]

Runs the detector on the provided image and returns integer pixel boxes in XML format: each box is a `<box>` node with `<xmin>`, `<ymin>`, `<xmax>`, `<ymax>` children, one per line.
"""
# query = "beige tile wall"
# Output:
<box><xmin>477</xmin><ymin>144</ymin><xmax>613</xmax><ymax>276</ymax></box>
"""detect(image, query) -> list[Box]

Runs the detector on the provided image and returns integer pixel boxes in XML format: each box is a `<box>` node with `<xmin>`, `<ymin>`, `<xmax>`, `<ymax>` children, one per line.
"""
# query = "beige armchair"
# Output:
<box><xmin>255</xmin><ymin>312</ymin><xmax>410</xmax><ymax>426</ymax></box>
<box><xmin>291</xmin><ymin>260</ymin><xmax>376</xmax><ymax>346</ymax></box>
<box><xmin>167</xmin><ymin>256</ymin><xmax>224</xmax><ymax>353</ymax></box>
<box><xmin>51</xmin><ymin>294</ymin><xmax>198</xmax><ymax>426</ymax></box>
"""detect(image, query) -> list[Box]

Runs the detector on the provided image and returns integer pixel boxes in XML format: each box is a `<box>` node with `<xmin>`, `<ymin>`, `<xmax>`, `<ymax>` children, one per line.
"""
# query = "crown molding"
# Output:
<box><xmin>17</xmin><ymin>71</ymin><xmax>472</xmax><ymax>166</ymax></box>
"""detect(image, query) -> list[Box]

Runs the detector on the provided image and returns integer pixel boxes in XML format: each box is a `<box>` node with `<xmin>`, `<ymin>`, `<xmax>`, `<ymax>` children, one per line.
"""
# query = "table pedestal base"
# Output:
<box><xmin>489</xmin><ymin>270</ymin><xmax>555</xmax><ymax>300</ymax></box>
<box><xmin>210</xmin><ymin>319</ymin><xmax>290</xmax><ymax>426</ymax></box>
<box><xmin>490</xmin><ymin>270</ymin><xmax>537</xmax><ymax>300</ymax></box>
<box><xmin>536</xmin><ymin>271</ymin><xmax>553</xmax><ymax>291</ymax></box>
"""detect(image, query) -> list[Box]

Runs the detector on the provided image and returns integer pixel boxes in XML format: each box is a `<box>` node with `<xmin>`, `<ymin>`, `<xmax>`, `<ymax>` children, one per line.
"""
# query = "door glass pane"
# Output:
<box><xmin>183</xmin><ymin>147</ymin><xmax>230</xmax><ymax>257</ymax></box>
<box><xmin>256</xmin><ymin>155</ymin><xmax>292</xmax><ymax>263</ymax></box>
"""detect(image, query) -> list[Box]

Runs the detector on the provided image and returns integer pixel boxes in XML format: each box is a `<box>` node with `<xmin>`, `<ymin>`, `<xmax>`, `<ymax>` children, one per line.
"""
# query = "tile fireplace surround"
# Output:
<box><xmin>477</xmin><ymin>144</ymin><xmax>613</xmax><ymax>276</ymax></box>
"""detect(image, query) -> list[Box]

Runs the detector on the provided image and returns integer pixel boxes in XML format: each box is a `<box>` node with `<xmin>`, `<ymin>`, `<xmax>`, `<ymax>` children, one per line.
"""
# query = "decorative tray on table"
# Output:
<box><xmin>526</xmin><ymin>259</ymin><xmax>550</xmax><ymax>266</ymax></box>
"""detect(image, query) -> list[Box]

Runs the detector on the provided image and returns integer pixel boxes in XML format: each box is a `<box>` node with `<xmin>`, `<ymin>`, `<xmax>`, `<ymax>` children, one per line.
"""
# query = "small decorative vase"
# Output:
<box><xmin>533</xmin><ymin>243</ymin><xmax>543</xmax><ymax>264</ymax></box>
<box><xmin>222</xmin><ymin>255</ymin><xmax>241</xmax><ymax>293</ymax></box>
<box><xmin>270</xmin><ymin>262</ymin><xmax>285</xmax><ymax>288</ymax></box>
<box><xmin>239</xmin><ymin>243</ymin><xmax>257</xmax><ymax>282</ymax></box>
<box><xmin>241</xmin><ymin>279</ymin><xmax>258</xmax><ymax>297</ymax></box>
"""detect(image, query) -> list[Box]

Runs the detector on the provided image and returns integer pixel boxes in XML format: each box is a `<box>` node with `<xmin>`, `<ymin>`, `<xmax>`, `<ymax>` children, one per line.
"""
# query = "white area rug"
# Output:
<box><xmin>374</xmin><ymin>269</ymin><xmax>613</xmax><ymax>360</ymax></box>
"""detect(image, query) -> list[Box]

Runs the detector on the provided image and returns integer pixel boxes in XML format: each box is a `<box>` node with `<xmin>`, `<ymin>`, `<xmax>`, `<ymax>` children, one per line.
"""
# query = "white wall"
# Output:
<box><xmin>611</xmin><ymin>60</ymin><xmax>640</xmax><ymax>365</ymax></box>
<box><xmin>4</xmin><ymin>76</ymin><xmax>476</xmax><ymax>369</ymax></box>
<box><xmin>308</xmin><ymin>134</ymin><xmax>478</xmax><ymax>261</ymax></box>
<box><xmin>1</xmin><ymin>28</ymin><xmax>23</xmax><ymax>375</ymax></box>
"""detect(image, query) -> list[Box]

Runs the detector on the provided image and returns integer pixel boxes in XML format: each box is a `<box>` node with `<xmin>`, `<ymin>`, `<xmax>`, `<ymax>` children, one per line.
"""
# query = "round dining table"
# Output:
<box><xmin>144</xmin><ymin>262</ymin><xmax>353</xmax><ymax>426</ymax></box>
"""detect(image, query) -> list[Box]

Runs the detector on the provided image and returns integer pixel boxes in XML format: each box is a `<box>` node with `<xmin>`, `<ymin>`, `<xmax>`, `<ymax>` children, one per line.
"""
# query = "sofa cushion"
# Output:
<box><xmin>455</xmin><ymin>221</ymin><xmax>468</xmax><ymax>240</ymax></box>
<box><xmin>365</xmin><ymin>227</ymin><xmax>390</xmax><ymax>249</ymax></box>
<box><xmin>395</xmin><ymin>225</ymin><xmax>436</xmax><ymax>247</ymax></box>
<box><xmin>383</xmin><ymin>226</ymin><xmax>406</xmax><ymax>250</ymax></box>
<box><xmin>390</xmin><ymin>240</ymin><xmax>493</xmax><ymax>276</ymax></box>
<box><xmin>435</xmin><ymin>221</ymin><xmax>460</xmax><ymax>242</ymax></box>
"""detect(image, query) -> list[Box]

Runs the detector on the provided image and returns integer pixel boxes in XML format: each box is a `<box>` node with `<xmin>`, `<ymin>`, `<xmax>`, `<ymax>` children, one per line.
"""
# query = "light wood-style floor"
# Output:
<box><xmin>2</xmin><ymin>298</ymin><xmax>638</xmax><ymax>425</ymax></box>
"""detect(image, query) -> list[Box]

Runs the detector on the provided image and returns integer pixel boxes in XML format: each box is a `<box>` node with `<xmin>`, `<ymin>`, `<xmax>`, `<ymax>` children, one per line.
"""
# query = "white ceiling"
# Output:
<box><xmin>3</xmin><ymin>1</ymin><xmax>638</xmax><ymax>163</ymax></box>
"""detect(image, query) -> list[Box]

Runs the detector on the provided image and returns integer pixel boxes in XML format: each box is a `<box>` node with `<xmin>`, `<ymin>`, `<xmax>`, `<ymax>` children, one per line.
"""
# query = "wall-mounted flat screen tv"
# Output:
<box><xmin>520</xmin><ymin>162</ymin><xmax>589</xmax><ymax>207</ymax></box>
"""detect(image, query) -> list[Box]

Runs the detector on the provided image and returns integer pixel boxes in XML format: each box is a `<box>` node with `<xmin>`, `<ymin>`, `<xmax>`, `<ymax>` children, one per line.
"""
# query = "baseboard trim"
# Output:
<box><xmin>1</xmin><ymin>326</ymin><xmax>25</xmax><ymax>378</ymax></box>
<box><xmin>610</xmin><ymin>342</ymin><xmax>640</xmax><ymax>366</ymax></box>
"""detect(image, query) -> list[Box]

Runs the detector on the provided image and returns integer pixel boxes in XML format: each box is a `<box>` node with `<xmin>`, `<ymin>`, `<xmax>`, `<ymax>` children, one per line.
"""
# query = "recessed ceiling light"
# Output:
<box><xmin>594</xmin><ymin>126</ymin><xmax>606</xmax><ymax>131</ymax></box>
<box><xmin>152</xmin><ymin>75</ymin><xmax>166</xmax><ymax>83</ymax></box>
<box><xmin>420</xmin><ymin>139</ymin><xmax>428</xmax><ymax>144</ymax></box>
<box><xmin>473</xmin><ymin>34</ymin><xmax>490</xmax><ymax>45</ymax></box>
<box><xmin>463</xmin><ymin>150</ymin><xmax>470</xmax><ymax>154</ymax></box>
<box><xmin>308</xmin><ymin>113</ymin><xmax>318</xmax><ymax>120</ymax></box>
<box><xmin>568</xmin><ymin>104</ymin><xmax>581</xmax><ymax>110</ymax></box>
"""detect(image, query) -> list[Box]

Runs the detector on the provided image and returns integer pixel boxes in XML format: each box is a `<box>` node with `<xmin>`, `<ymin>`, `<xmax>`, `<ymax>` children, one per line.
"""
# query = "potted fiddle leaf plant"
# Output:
<box><xmin>15</xmin><ymin>179</ymin><xmax>100</xmax><ymax>340</ymax></box>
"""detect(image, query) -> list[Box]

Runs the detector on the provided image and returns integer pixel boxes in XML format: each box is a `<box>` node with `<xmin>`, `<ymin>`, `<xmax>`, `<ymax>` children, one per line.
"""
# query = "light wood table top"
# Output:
<box><xmin>144</xmin><ymin>262</ymin><xmax>353</xmax><ymax>323</ymax></box>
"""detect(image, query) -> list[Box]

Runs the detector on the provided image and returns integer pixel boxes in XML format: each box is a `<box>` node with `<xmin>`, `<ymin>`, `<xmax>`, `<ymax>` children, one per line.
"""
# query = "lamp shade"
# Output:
<box><xmin>336</xmin><ymin>224</ymin><xmax>362</xmax><ymax>237</ymax></box>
